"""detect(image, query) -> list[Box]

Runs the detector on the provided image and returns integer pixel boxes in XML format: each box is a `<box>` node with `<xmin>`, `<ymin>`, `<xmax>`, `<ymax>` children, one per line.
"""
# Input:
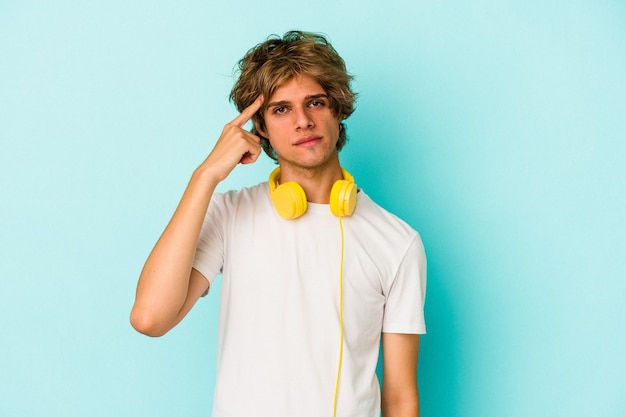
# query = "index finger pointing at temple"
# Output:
<box><xmin>231</xmin><ymin>95</ymin><xmax>264</xmax><ymax>128</ymax></box>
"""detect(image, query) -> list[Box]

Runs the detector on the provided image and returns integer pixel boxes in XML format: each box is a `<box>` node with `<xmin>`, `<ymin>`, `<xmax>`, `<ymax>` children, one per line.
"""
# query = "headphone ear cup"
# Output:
<box><xmin>330</xmin><ymin>180</ymin><xmax>357</xmax><ymax>217</ymax></box>
<box><xmin>271</xmin><ymin>182</ymin><xmax>308</xmax><ymax>219</ymax></box>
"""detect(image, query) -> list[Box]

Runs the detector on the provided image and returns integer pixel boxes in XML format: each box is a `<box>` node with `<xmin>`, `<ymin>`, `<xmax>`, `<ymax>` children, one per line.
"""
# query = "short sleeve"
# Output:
<box><xmin>381</xmin><ymin>234</ymin><xmax>427</xmax><ymax>334</ymax></box>
<box><xmin>192</xmin><ymin>193</ymin><xmax>228</xmax><ymax>286</ymax></box>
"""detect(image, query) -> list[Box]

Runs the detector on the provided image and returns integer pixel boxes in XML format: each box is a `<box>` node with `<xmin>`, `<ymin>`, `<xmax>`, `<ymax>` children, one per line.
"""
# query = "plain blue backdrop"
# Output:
<box><xmin>1</xmin><ymin>1</ymin><xmax>625</xmax><ymax>416</ymax></box>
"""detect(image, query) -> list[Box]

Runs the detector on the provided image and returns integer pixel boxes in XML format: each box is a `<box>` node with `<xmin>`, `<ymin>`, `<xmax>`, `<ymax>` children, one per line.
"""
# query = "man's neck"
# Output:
<box><xmin>276</xmin><ymin>160</ymin><xmax>344</xmax><ymax>204</ymax></box>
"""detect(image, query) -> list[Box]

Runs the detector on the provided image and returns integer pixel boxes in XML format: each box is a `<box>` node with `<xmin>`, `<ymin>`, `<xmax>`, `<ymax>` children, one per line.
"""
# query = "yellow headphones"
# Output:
<box><xmin>268</xmin><ymin>167</ymin><xmax>357</xmax><ymax>219</ymax></box>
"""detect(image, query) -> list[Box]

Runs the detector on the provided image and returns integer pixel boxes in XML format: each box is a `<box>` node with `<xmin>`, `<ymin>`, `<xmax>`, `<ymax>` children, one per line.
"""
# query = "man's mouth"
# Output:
<box><xmin>294</xmin><ymin>135</ymin><xmax>322</xmax><ymax>147</ymax></box>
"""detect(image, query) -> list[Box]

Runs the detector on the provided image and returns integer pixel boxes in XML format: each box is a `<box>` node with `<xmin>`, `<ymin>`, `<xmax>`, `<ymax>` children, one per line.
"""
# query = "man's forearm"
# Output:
<box><xmin>130</xmin><ymin>169</ymin><xmax>219</xmax><ymax>336</ymax></box>
<box><xmin>382</xmin><ymin>395</ymin><xmax>419</xmax><ymax>417</ymax></box>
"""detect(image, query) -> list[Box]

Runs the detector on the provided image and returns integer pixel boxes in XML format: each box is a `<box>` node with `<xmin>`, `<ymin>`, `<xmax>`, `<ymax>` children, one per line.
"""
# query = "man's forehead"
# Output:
<box><xmin>267</xmin><ymin>75</ymin><xmax>327</xmax><ymax>103</ymax></box>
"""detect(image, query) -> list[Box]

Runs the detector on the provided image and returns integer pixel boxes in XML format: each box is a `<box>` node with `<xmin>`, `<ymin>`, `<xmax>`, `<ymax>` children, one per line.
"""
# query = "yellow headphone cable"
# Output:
<box><xmin>332</xmin><ymin>216</ymin><xmax>345</xmax><ymax>417</ymax></box>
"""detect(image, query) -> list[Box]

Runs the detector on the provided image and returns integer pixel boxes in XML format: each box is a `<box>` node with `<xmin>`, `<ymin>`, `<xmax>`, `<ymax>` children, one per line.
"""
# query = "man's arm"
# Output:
<box><xmin>381</xmin><ymin>333</ymin><xmax>421</xmax><ymax>417</ymax></box>
<box><xmin>130</xmin><ymin>96</ymin><xmax>264</xmax><ymax>337</ymax></box>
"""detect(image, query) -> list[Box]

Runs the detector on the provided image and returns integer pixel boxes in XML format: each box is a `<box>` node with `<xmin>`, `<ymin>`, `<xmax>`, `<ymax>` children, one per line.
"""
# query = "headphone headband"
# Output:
<box><xmin>268</xmin><ymin>167</ymin><xmax>357</xmax><ymax>219</ymax></box>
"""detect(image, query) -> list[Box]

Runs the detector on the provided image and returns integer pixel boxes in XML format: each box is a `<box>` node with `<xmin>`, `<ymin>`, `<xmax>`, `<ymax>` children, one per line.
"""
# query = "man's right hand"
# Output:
<box><xmin>199</xmin><ymin>95</ymin><xmax>265</xmax><ymax>182</ymax></box>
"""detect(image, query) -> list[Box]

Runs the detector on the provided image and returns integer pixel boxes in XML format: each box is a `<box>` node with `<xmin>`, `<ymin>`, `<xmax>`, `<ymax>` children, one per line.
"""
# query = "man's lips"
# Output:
<box><xmin>294</xmin><ymin>135</ymin><xmax>322</xmax><ymax>146</ymax></box>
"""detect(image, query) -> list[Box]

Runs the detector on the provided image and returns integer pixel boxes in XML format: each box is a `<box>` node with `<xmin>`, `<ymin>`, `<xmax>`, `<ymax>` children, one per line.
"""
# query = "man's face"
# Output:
<box><xmin>259</xmin><ymin>75</ymin><xmax>341</xmax><ymax>173</ymax></box>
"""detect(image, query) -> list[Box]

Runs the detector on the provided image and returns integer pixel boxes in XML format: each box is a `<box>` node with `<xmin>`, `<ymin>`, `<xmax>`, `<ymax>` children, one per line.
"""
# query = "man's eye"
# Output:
<box><xmin>309</xmin><ymin>100</ymin><xmax>325</xmax><ymax>107</ymax></box>
<box><xmin>274</xmin><ymin>106</ymin><xmax>288</xmax><ymax>114</ymax></box>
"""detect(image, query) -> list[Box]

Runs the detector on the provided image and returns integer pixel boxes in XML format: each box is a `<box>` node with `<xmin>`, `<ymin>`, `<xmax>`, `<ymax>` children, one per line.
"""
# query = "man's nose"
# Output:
<box><xmin>294</xmin><ymin>107</ymin><xmax>314</xmax><ymax>129</ymax></box>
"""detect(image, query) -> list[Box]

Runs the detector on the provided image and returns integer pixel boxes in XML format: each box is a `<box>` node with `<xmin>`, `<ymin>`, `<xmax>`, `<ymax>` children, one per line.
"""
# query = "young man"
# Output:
<box><xmin>131</xmin><ymin>31</ymin><xmax>426</xmax><ymax>417</ymax></box>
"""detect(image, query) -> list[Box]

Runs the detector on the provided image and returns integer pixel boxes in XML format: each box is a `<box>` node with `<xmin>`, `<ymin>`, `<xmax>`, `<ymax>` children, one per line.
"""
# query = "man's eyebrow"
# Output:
<box><xmin>267</xmin><ymin>100</ymin><xmax>290</xmax><ymax>108</ymax></box>
<box><xmin>267</xmin><ymin>93</ymin><xmax>329</xmax><ymax>108</ymax></box>
<box><xmin>306</xmin><ymin>93</ymin><xmax>329</xmax><ymax>100</ymax></box>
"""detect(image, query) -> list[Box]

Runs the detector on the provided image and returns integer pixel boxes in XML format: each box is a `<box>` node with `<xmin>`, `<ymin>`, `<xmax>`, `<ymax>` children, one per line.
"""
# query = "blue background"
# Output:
<box><xmin>1</xmin><ymin>1</ymin><xmax>625</xmax><ymax>416</ymax></box>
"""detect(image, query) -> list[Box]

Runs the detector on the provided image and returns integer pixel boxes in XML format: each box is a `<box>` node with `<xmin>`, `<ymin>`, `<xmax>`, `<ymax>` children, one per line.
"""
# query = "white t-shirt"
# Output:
<box><xmin>193</xmin><ymin>182</ymin><xmax>426</xmax><ymax>417</ymax></box>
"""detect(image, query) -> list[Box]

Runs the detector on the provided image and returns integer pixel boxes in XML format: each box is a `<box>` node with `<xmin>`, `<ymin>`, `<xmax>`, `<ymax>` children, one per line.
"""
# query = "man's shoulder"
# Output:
<box><xmin>355</xmin><ymin>191</ymin><xmax>417</xmax><ymax>234</ymax></box>
<box><xmin>206</xmin><ymin>182</ymin><xmax>271</xmax><ymax>220</ymax></box>
<box><xmin>214</xmin><ymin>181</ymin><xmax>269</xmax><ymax>202</ymax></box>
